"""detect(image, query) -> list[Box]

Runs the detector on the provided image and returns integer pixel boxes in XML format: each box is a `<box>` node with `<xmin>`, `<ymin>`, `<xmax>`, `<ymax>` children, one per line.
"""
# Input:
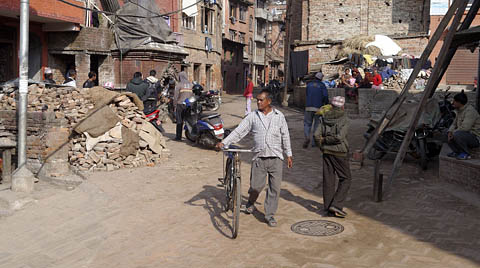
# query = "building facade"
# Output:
<box><xmin>179</xmin><ymin>0</ymin><xmax>223</xmax><ymax>91</ymax></box>
<box><xmin>287</xmin><ymin>0</ymin><xmax>430</xmax><ymax>81</ymax></box>
<box><xmin>222</xmin><ymin>0</ymin><xmax>254</xmax><ymax>94</ymax></box>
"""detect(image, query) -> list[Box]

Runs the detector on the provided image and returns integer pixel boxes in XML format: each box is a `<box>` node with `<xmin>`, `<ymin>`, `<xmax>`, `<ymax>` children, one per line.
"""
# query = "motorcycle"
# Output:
<box><xmin>264</xmin><ymin>79</ymin><xmax>282</xmax><ymax>103</ymax></box>
<box><xmin>144</xmin><ymin>97</ymin><xmax>168</xmax><ymax>134</ymax></box>
<box><xmin>365</xmin><ymin>90</ymin><xmax>455</xmax><ymax>170</ymax></box>
<box><xmin>192</xmin><ymin>83</ymin><xmax>221</xmax><ymax>111</ymax></box>
<box><xmin>160</xmin><ymin>86</ymin><xmax>176</xmax><ymax>123</ymax></box>
<box><xmin>183</xmin><ymin>96</ymin><xmax>226</xmax><ymax>149</ymax></box>
<box><xmin>197</xmin><ymin>89</ymin><xmax>221</xmax><ymax>111</ymax></box>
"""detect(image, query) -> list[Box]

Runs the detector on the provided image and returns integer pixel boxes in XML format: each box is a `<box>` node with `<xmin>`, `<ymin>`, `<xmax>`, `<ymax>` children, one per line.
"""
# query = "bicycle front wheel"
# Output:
<box><xmin>232</xmin><ymin>176</ymin><xmax>241</xmax><ymax>239</ymax></box>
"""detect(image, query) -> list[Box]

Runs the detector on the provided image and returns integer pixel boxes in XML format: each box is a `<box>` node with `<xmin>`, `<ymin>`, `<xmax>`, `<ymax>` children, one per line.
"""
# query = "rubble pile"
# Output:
<box><xmin>0</xmin><ymin>84</ymin><xmax>168</xmax><ymax>172</ymax></box>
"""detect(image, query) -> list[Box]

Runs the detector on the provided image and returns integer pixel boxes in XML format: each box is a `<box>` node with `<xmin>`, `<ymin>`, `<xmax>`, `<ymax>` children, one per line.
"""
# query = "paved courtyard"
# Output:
<box><xmin>1</xmin><ymin>94</ymin><xmax>479</xmax><ymax>268</ymax></box>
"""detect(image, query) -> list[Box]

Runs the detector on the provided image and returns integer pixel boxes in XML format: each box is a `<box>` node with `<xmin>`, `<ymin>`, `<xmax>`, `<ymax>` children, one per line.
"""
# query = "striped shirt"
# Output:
<box><xmin>222</xmin><ymin>109</ymin><xmax>292</xmax><ymax>160</ymax></box>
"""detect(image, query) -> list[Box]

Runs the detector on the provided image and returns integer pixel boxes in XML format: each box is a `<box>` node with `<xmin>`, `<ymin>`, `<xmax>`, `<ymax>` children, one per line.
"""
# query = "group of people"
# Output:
<box><xmin>43</xmin><ymin>67</ymin><xmax>115</xmax><ymax>90</ymax></box>
<box><xmin>339</xmin><ymin>68</ymin><xmax>384</xmax><ymax>103</ymax></box>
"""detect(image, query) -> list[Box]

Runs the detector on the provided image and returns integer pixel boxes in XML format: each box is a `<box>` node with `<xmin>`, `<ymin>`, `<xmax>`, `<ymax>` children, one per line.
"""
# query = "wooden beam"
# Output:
<box><xmin>361</xmin><ymin>0</ymin><xmax>463</xmax><ymax>156</ymax></box>
<box><xmin>385</xmin><ymin>0</ymin><xmax>469</xmax><ymax>195</ymax></box>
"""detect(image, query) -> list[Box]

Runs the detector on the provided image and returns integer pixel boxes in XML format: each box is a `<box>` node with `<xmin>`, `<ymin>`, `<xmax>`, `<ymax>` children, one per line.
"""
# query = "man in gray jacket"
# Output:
<box><xmin>216</xmin><ymin>90</ymin><xmax>293</xmax><ymax>227</ymax></box>
<box><xmin>174</xmin><ymin>72</ymin><xmax>193</xmax><ymax>140</ymax></box>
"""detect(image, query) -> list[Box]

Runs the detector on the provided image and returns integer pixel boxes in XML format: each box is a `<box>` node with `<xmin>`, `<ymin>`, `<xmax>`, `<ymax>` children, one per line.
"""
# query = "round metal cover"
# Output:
<box><xmin>291</xmin><ymin>220</ymin><xmax>344</xmax><ymax>237</ymax></box>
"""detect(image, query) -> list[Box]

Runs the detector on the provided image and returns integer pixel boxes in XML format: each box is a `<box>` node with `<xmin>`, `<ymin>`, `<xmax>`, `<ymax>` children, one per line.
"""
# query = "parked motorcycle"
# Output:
<box><xmin>143</xmin><ymin>95</ymin><xmax>168</xmax><ymax>134</ymax></box>
<box><xmin>365</xmin><ymin>91</ymin><xmax>455</xmax><ymax>170</ymax></box>
<box><xmin>264</xmin><ymin>79</ymin><xmax>282</xmax><ymax>103</ymax></box>
<box><xmin>192</xmin><ymin>83</ymin><xmax>221</xmax><ymax>111</ymax></box>
<box><xmin>183</xmin><ymin>96</ymin><xmax>226</xmax><ymax>149</ymax></box>
<box><xmin>159</xmin><ymin>86</ymin><xmax>176</xmax><ymax>123</ymax></box>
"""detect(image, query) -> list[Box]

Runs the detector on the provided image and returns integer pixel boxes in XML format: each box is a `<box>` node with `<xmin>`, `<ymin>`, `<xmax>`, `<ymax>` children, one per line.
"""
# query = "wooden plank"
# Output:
<box><xmin>385</xmin><ymin>0</ymin><xmax>470</xmax><ymax>195</ymax></box>
<box><xmin>360</xmin><ymin>0</ymin><xmax>463</xmax><ymax>156</ymax></box>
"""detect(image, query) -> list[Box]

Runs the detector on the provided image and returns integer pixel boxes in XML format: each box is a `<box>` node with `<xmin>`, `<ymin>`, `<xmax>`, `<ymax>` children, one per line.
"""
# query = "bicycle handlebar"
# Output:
<box><xmin>222</xmin><ymin>148</ymin><xmax>253</xmax><ymax>153</ymax></box>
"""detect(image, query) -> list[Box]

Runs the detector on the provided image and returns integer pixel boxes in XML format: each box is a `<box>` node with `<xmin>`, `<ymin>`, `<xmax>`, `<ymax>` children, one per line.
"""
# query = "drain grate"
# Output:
<box><xmin>291</xmin><ymin>220</ymin><xmax>344</xmax><ymax>237</ymax></box>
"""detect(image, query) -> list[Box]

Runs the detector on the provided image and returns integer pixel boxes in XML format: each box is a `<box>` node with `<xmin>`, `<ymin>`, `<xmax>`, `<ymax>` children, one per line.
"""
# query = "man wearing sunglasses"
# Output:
<box><xmin>216</xmin><ymin>90</ymin><xmax>293</xmax><ymax>227</ymax></box>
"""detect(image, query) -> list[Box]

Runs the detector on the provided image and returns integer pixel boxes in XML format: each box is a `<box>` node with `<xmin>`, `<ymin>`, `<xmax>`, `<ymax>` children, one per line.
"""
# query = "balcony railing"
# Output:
<box><xmin>255</xmin><ymin>8</ymin><xmax>268</xmax><ymax>20</ymax></box>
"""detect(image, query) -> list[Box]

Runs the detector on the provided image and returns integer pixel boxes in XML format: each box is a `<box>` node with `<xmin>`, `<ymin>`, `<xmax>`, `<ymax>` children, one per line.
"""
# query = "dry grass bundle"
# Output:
<box><xmin>337</xmin><ymin>35</ymin><xmax>382</xmax><ymax>58</ymax></box>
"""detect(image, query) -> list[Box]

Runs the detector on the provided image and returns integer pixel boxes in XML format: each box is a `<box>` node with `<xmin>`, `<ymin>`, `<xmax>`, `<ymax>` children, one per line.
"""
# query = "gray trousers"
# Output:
<box><xmin>448</xmin><ymin>130</ymin><xmax>480</xmax><ymax>154</ymax></box>
<box><xmin>248</xmin><ymin>157</ymin><xmax>283</xmax><ymax>220</ymax></box>
<box><xmin>323</xmin><ymin>154</ymin><xmax>352</xmax><ymax>210</ymax></box>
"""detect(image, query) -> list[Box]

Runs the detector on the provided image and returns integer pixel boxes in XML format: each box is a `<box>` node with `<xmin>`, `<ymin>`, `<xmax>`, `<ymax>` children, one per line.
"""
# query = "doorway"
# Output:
<box><xmin>194</xmin><ymin>63</ymin><xmax>200</xmax><ymax>83</ymax></box>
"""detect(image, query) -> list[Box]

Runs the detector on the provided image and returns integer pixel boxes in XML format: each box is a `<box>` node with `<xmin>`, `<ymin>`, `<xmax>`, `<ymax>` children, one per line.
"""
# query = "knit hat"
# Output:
<box><xmin>331</xmin><ymin>96</ymin><xmax>345</xmax><ymax>108</ymax></box>
<box><xmin>44</xmin><ymin>67</ymin><xmax>52</xmax><ymax>74</ymax></box>
<box><xmin>315</xmin><ymin>72</ymin><xmax>324</xmax><ymax>80</ymax></box>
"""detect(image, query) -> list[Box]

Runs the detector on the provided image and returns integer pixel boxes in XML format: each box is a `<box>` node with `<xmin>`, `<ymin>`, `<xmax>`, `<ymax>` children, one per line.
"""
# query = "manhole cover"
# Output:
<box><xmin>291</xmin><ymin>220</ymin><xmax>344</xmax><ymax>237</ymax></box>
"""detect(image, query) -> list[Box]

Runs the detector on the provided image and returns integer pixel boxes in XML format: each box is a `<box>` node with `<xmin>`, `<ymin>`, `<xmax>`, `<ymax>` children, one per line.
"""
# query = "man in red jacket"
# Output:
<box><xmin>372</xmin><ymin>69</ymin><xmax>383</xmax><ymax>90</ymax></box>
<box><xmin>244</xmin><ymin>75</ymin><xmax>254</xmax><ymax>115</ymax></box>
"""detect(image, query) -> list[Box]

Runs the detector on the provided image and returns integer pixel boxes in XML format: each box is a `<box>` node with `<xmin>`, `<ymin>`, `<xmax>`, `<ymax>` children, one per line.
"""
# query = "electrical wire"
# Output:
<box><xmin>56</xmin><ymin>0</ymin><xmax>204</xmax><ymax>18</ymax></box>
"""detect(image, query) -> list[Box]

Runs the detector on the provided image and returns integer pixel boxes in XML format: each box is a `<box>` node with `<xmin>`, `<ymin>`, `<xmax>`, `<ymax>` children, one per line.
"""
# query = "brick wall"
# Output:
<box><xmin>291</xmin><ymin>0</ymin><xmax>428</xmax><ymax>42</ymax></box>
<box><xmin>0</xmin><ymin>0</ymin><xmax>85</xmax><ymax>24</ymax></box>
<box><xmin>48</xmin><ymin>28</ymin><xmax>113</xmax><ymax>53</ymax></box>
<box><xmin>0</xmin><ymin>110</ymin><xmax>69</xmax><ymax>173</ymax></box>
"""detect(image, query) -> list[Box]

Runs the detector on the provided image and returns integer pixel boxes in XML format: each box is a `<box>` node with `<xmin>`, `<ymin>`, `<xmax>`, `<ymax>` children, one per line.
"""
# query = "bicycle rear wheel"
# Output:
<box><xmin>232</xmin><ymin>176</ymin><xmax>241</xmax><ymax>239</ymax></box>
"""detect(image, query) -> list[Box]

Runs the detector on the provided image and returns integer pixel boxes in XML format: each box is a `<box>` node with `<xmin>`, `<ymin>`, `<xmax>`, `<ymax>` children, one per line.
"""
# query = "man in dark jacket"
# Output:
<box><xmin>126</xmin><ymin>72</ymin><xmax>149</xmax><ymax>100</ymax></box>
<box><xmin>314</xmin><ymin>96</ymin><xmax>352</xmax><ymax>218</ymax></box>
<box><xmin>304</xmin><ymin>72</ymin><xmax>329</xmax><ymax>148</ymax></box>
<box><xmin>82</xmin><ymin>71</ymin><xmax>97</xmax><ymax>88</ymax></box>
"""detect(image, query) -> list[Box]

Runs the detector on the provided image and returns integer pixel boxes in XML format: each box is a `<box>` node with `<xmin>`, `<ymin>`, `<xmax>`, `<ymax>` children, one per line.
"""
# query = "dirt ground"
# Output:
<box><xmin>0</xmin><ymin>94</ymin><xmax>479</xmax><ymax>268</ymax></box>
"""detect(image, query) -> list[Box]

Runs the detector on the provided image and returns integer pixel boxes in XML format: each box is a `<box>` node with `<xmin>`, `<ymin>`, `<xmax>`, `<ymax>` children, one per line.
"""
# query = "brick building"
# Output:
<box><xmin>179</xmin><ymin>0</ymin><xmax>223</xmax><ymax>91</ymax></box>
<box><xmin>286</xmin><ymin>0</ymin><xmax>431</xmax><ymax>80</ymax></box>
<box><xmin>0</xmin><ymin>0</ymin><xmax>86</xmax><ymax>83</ymax></box>
<box><xmin>429</xmin><ymin>0</ymin><xmax>479</xmax><ymax>85</ymax></box>
<box><xmin>222</xmin><ymin>0</ymin><xmax>254</xmax><ymax>94</ymax></box>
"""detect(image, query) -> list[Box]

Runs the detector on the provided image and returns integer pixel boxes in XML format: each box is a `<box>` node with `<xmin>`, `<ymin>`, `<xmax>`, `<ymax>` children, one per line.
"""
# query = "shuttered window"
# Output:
<box><xmin>446</xmin><ymin>48</ymin><xmax>478</xmax><ymax>85</ymax></box>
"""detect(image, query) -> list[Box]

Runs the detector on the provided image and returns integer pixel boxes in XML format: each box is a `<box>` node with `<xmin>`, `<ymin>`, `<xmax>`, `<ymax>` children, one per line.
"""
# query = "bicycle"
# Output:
<box><xmin>220</xmin><ymin>145</ymin><xmax>252</xmax><ymax>239</ymax></box>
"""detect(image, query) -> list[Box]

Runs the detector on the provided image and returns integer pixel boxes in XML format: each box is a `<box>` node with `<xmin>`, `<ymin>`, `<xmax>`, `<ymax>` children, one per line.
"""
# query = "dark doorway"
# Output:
<box><xmin>90</xmin><ymin>55</ymin><xmax>101</xmax><ymax>86</ymax></box>
<box><xmin>28</xmin><ymin>33</ymin><xmax>42</xmax><ymax>81</ymax></box>
<box><xmin>206</xmin><ymin>64</ymin><xmax>212</xmax><ymax>90</ymax></box>
<box><xmin>0</xmin><ymin>27</ymin><xmax>16</xmax><ymax>83</ymax></box>
<box><xmin>194</xmin><ymin>63</ymin><xmax>200</xmax><ymax>83</ymax></box>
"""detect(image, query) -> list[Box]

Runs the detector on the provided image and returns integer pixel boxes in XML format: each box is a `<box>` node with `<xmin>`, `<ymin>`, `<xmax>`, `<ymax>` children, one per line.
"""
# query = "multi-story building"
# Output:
<box><xmin>252</xmin><ymin>0</ymin><xmax>269</xmax><ymax>86</ymax></box>
<box><xmin>180</xmin><ymin>0</ymin><xmax>223</xmax><ymax>91</ymax></box>
<box><xmin>266</xmin><ymin>0</ymin><xmax>285</xmax><ymax>82</ymax></box>
<box><xmin>221</xmin><ymin>0</ymin><xmax>254</xmax><ymax>94</ymax></box>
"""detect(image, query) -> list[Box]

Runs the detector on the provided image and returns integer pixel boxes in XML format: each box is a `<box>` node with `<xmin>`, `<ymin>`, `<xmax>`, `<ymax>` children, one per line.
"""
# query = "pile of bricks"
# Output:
<box><xmin>0</xmin><ymin>84</ymin><xmax>168</xmax><ymax>173</ymax></box>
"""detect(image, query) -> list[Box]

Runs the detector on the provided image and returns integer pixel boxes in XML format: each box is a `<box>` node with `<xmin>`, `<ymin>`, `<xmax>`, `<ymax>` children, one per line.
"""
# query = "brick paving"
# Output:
<box><xmin>0</xmin><ymin>94</ymin><xmax>479</xmax><ymax>268</ymax></box>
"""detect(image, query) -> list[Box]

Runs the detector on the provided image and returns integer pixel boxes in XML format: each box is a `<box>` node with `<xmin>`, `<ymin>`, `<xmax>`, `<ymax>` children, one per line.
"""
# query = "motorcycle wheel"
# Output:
<box><xmin>418</xmin><ymin>139</ymin><xmax>428</xmax><ymax>170</ymax></box>
<box><xmin>185</xmin><ymin>129</ymin><xmax>196</xmax><ymax>142</ymax></box>
<box><xmin>210</xmin><ymin>99</ymin><xmax>220</xmax><ymax>111</ymax></box>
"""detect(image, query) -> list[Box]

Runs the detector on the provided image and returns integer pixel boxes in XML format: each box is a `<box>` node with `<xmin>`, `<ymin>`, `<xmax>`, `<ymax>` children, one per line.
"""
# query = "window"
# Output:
<box><xmin>182</xmin><ymin>13</ymin><xmax>196</xmax><ymax>30</ymax></box>
<box><xmin>239</xmin><ymin>6</ymin><xmax>247</xmax><ymax>21</ymax></box>
<box><xmin>257</xmin><ymin>21</ymin><xmax>266</xmax><ymax>38</ymax></box>
<box><xmin>194</xmin><ymin>64</ymin><xmax>200</xmax><ymax>82</ymax></box>
<box><xmin>229</xmin><ymin>4</ymin><xmax>236</xmax><ymax>19</ymax></box>
<box><xmin>249</xmin><ymin>15</ymin><xmax>254</xmax><ymax>31</ymax></box>
<box><xmin>279</xmin><ymin>38</ymin><xmax>283</xmax><ymax>48</ymax></box>
<box><xmin>229</xmin><ymin>30</ymin><xmax>236</xmax><ymax>41</ymax></box>
<box><xmin>202</xmin><ymin>8</ymin><xmax>215</xmax><ymax>34</ymax></box>
<box><xmin>239</xmin><ymin>32</ymin><xmax>246</xmax><ymax>44</ymax></box>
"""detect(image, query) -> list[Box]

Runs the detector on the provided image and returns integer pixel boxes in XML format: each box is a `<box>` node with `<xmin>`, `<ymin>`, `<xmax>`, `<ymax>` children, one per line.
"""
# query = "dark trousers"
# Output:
<box><xmin>448</xmin><ymin>130</ymin><xmax>480</xmax><ymax>154</ymax></box>
<box><xmin>322</xmin><ymin>154</ymin><xmax>352</xmax><ymax>210</ymax></box>
<box><xmin>248</xmin><ymin>157</ymin><xmax>283</xmax><ymax>220</ymax></box>
<box><xmin>175</xmin><ymin>104</ymin><xmax>186</xmax><ymax>139</ymax></box>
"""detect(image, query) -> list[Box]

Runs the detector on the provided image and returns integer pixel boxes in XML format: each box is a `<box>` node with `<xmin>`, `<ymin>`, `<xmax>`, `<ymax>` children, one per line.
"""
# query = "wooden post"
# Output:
<box><xmin>373</xmin><ymin>160</ymin><xmax>383</xmax><ymax>202</ymax></box>
<box><xmin>2</xmin><ymin>149</ymin><xmax>12</xmax><ymax>183</ymax></box>
<box><xmin>385</xmin><ymin>0</ymin><xmax>469</xmax><ymax>195</ymax></box>
<box><xmin>361</xmin><ymin>0</ymin><xmax>463</xmax><ymax>156</ymax></box>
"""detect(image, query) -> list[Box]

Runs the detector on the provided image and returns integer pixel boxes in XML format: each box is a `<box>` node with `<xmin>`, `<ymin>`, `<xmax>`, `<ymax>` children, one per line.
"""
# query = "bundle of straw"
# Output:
<box><xmin>337</xmin><ymin>35</ymin><xmax>382</xmax><ymax>58</ymax></box>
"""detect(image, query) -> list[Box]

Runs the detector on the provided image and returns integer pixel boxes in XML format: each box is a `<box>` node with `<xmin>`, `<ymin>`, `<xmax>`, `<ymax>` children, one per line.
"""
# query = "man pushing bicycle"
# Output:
<box><xmin>216</xmin><ymin>89</ymin><xmax>293</xmax><ymax>227</ymax></box>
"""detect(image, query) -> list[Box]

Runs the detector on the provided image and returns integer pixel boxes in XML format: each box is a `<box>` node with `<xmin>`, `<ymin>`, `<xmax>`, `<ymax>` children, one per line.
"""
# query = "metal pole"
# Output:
<box><xmin>12</xmin><ymin>0</ymin><xmax>35</xmax><ymax>193</ymax></box>
<box><xmin>18</xmin><ymin>0</ymin><xmax>29</xmax><ymax>169</ymax></box>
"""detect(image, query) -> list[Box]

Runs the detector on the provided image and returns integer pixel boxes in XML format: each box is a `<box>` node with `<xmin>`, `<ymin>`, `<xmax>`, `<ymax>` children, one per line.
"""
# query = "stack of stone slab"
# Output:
<box><xmin>0</xmin><ymin>84</ymin><xmax>168</xmax><ymax>173</ymax></box>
